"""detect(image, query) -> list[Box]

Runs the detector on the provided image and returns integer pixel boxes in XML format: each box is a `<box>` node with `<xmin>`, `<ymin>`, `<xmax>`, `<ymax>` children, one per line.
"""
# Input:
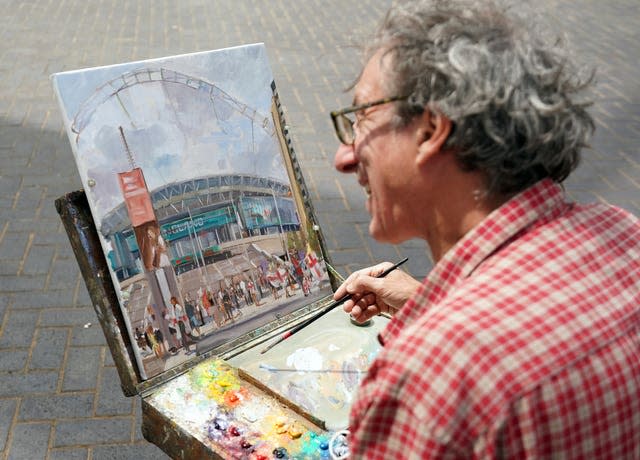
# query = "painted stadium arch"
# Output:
<box><xmin>70</xmin><ymin>67</ymin><xmax>275</xmax><ymax>141</ymax></box>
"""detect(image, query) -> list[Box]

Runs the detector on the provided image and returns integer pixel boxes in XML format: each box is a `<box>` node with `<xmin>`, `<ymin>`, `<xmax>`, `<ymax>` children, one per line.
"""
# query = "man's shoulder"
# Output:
<box><xmin>473</xmin><ymin>197</ymin><xmax>640</xmax><ymax>295</ymax></box>
<box><xmin>559</xmin><ymin>199</ymin><xmax>640</xmax><ymax>233</ymax></box>
<box><xmin>383</xmin><ymin>230</ymin><xmax>639</xmax><ymax>421</ymax></box>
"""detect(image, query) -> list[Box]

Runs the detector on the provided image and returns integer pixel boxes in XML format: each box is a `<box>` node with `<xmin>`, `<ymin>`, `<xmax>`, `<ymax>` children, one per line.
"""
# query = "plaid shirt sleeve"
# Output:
<box><xmin>348</xmin><ymin>180</ymin><xmax>640</xmax><ymax>459</ymax></box>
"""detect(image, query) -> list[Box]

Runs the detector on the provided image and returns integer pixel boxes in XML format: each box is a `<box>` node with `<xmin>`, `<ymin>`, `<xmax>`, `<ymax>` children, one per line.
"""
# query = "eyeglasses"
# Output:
<box><xmin>330</xmin><ymin>96</ymin><xmax>407</xmax><ymax>145</ymax></box>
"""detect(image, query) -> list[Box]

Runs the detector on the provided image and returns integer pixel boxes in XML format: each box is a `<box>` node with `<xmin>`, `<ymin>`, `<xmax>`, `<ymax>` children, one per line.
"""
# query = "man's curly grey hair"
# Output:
<box><xmin>368</xmin><ymin>0</ymin><xmax>594</xmax><ymax>195</ymax></box>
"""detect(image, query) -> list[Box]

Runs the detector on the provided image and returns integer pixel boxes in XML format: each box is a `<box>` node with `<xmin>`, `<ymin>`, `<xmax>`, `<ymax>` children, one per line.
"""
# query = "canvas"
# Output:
<box><xmin>51</xmin><ymin>44</ymin><xmax>333</xmax><ymax>380</ymax></box>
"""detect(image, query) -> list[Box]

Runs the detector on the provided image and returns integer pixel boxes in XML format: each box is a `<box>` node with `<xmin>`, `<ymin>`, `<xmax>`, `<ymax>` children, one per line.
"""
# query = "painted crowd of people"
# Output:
<box><xmin>134</xmin><ymin>250</ymin><xmax>325</xmax><ymax>360</ymax></box>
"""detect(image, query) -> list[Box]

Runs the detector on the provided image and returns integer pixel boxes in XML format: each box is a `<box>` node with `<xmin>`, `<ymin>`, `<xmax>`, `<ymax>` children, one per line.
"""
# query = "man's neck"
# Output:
<box><xmin>422</xmin><ymin>161</ymin><xmax>510</xmax><ymax>263</ymax></box>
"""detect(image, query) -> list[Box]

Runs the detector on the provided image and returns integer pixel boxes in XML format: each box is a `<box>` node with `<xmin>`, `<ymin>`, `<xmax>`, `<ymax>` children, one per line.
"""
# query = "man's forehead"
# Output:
<box><xmin>353</xmin><ymin>49</ymin><xmax>391</xmax><ymax>104</ymax></box>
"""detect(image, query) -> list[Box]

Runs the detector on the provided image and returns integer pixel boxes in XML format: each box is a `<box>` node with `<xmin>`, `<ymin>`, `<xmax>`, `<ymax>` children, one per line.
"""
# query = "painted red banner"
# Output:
<box><xmin>118</xmin><ymin>168</ymin><xmax>155</xmax><ymax>226</ymax></box>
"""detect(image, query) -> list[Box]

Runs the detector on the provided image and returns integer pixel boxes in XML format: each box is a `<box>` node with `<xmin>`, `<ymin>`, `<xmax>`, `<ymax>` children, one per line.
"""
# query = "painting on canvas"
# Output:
<box><xmin>52</xmin><ymin>44</ymin><xmax>332</xmax><ymax>379</ymax></box>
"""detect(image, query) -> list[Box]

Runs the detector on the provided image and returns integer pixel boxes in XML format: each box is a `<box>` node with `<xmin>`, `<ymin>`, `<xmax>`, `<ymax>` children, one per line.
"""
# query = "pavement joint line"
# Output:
<box><xmin>55</xmin><ymin>323</ymin><xmax>73</xmax><ymax>395</ymax></box>
<box><xmin>334</xmin><ymin>177</ymin><xmax>353</xmax><ymax>212</ymax></box>
<box><xmin>354</xmin><ymin>224</ymin><xmax>376</xmax><ymax>267</ymax></box>
<box><xmin>43</xmin><ymin>243</ymin><xmax>55</xmax><ymax>291</ymax></box>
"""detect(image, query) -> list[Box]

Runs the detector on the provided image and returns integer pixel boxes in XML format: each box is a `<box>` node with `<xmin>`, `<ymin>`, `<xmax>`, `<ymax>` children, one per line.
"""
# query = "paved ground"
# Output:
<box><xmin>0</xmin><ymin>0</ymin><xmax>638</xmax><ymax>458</ymax></box>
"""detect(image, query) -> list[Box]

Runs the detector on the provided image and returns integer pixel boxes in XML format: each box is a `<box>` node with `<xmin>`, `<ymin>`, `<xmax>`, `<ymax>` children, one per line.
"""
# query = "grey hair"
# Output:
<box><xmin>368</xmin><ymin>0</ymin><xmax>595</xmax><ymax>195</ymax></box>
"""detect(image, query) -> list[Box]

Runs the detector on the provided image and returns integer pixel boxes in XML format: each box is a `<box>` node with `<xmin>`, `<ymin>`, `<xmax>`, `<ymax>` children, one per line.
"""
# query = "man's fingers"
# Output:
<box><xmin>342</xmin><ymin>297</ymin><xmax>357</xmax><ymax>313</ymax></box>
<box><xmin>354</xmin><ymin>292</ymin><xmax>376</xmax><ymax>309</ymax></box>
<box><xmin>333</xmin><ymin>262</ymin><xmax>394</xmax><ymax>301</ymax></box>
<box><xmin>350</xmin><ymin>304</ymin><xmax>380</xmax><ymax>323</ymax></box>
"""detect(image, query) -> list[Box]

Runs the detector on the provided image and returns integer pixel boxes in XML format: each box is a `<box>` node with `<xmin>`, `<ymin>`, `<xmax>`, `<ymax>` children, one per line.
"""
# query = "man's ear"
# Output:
<box><xmin>416</xmin><ymin>111</ymin><xmax>452</xmax><ymax>166</ymax></box>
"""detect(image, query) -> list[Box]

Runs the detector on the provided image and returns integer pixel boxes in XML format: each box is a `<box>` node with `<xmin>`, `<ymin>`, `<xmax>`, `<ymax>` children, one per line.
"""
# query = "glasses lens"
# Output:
<box><xmin>337</xmin><ymin>114</ymin><xmax>354</xmax><ymax>145</ymax></box>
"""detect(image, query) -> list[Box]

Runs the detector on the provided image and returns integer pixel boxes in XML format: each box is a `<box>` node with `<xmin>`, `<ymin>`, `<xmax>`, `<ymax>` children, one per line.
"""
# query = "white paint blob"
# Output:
<box><xmin>286</xmin><ymin>347</ymin><xmax>323</xmax><ymax>372</ymax></box>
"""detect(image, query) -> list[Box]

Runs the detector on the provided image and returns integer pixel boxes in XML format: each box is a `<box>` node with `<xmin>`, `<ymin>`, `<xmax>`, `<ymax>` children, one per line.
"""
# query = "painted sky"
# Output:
<box><xmin>52</xmin><ymin>44</ymin><xmax>290</xmax><ymax>221</ymax></box>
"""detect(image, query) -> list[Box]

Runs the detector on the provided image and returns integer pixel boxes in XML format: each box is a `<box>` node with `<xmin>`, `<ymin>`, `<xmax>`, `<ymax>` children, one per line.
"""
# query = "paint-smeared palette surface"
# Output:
<box><xmin>229</xmin><ymin>308</ymin><xmax>389</xmax><ymax>430</ymax></box>
<box><xmin>146</xmin><ymin>358</ymin><xmax>346</xmax><ymax>459</ymax></box>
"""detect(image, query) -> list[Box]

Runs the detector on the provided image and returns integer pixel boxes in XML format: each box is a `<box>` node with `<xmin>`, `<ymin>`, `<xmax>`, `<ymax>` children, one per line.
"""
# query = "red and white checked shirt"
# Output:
<box><xmin>349</xmin><ymin>179</ymin><xmax>640</xmax><ymax>459</ymax></box>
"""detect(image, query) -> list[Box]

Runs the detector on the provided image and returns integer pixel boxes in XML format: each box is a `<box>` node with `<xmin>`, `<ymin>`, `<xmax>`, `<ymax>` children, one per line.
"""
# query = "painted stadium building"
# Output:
<box><xmin>100</xmin><ymin>173</ymin><xmax>299</xmax><ymax>282</ymax></box>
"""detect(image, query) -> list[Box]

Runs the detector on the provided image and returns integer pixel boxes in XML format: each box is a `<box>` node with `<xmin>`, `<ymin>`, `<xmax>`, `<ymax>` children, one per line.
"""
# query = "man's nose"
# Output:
<box><xmin>334</xmin><ymin>142</ymin><xmax>358</xmax><ymax>173</ymax></box>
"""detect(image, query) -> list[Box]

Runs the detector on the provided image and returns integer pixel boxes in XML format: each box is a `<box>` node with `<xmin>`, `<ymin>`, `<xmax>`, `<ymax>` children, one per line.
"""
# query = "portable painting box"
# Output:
<box><xmin>52</xmin><ymin>44</ymin><xmax>389</xmax><ymax>459</ymax></box>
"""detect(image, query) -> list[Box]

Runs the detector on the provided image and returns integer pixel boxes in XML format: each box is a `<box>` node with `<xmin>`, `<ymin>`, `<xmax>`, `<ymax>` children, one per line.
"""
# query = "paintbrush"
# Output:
<box><xmin>260</xmin><ymin>257</ymin><xmax>409</xmax><ymax>354</ymax></box>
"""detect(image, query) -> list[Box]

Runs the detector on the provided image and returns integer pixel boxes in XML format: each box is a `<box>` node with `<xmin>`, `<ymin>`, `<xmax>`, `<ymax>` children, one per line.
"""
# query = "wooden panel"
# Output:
<box><xmin>55</xmin><ymin>190</ymin><xmax>141</xmax><ymax>395</ymax></box>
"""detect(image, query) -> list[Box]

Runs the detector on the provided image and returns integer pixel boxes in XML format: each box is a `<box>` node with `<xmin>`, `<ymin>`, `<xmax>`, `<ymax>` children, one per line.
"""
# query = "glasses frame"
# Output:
<box><xmin>330</xmin><ymin>95</ymin><xmax>407</xmax><ymax>145</ymax></box>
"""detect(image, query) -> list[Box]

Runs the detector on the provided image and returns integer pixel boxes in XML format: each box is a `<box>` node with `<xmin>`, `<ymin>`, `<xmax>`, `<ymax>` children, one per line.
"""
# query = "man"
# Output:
<box><xmin>331</xmin><ymin>0</ymin><xmax>640</xmax><ymax>458</ymax></box>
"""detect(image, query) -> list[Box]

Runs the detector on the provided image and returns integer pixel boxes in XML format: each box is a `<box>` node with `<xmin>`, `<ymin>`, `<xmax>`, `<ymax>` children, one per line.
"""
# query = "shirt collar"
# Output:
<box><xmin>379</xmin><ymin>179</ymin><xmax>569</xmax><ymax>345</ymax></box>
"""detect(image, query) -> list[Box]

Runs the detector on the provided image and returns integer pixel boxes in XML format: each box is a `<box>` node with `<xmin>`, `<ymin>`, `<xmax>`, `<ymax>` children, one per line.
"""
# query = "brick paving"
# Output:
<box><xmin>0</xmin><ymin>0</ymin><xmax>638</xmax><ymax>458</ymax></box>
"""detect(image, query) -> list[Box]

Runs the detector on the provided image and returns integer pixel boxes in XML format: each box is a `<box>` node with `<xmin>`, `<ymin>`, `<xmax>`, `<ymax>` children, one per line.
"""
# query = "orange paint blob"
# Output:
<box><xmin>223</xmin><ymin>387</ymin><xmax>249</xmax><ymax>407</ymax></box>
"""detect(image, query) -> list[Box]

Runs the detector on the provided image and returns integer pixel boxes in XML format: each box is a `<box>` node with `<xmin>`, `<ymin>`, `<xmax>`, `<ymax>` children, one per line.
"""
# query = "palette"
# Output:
<box><xmin>146</xmin><ymin>359</ymin><xmax>338</xmax><ymax>459</ymax></box>
<box><xmin>230</xmin><ymin>308</ymin><xmax>388</xmax><ymax>430</ymax></box>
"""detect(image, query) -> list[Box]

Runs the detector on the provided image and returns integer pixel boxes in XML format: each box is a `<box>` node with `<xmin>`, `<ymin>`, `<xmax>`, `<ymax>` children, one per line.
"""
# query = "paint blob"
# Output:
<box><xmin>286</xmin><ymin>347</ymin><xmax>324</xmax><ymax>372</ymax></box>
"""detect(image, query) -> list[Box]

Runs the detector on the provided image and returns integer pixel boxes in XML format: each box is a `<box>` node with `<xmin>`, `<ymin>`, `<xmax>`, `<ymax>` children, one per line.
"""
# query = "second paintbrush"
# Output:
<box><xmin>260</xmin><ymin>257</ymin><xmax>409</xmax><ymax>354</ymax></box>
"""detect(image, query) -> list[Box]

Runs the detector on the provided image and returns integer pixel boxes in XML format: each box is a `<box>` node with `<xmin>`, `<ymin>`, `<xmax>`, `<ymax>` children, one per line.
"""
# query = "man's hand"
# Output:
<box><xmin>334</xmin><ymin>262</ymin><xmax>421</xmax><ymax>323</ymax></box>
